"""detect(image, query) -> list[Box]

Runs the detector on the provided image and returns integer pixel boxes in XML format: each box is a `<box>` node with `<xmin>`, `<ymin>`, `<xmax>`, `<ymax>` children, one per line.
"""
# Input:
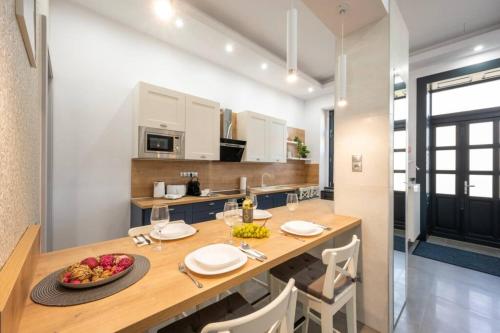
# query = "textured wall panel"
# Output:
<box><xmin>0</xmin><ymin>0</ymin><xmax>41</xmax><ymax>269</ymax></box>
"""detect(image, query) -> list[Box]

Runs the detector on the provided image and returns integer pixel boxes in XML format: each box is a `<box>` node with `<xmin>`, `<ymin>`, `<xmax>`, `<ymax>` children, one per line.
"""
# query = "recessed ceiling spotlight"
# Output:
<box><xmin>474</xmin><ymin>45</ymin><xmax>484</xmax><ymax>52</ymax></box>
<box><xmin>154</xmin><ymin>0</ymin><xmax>175</xmax><ymax>21</ymax></box>
<box><xmin>261</xmin><ymin>63</ymin><xmax>268</xmax><ymax>70</ymax></box>
<box><xmin>308</xmin><ymin>87</ymin><xmax>314</xmax><ymax>93</ymax></box>
<box><xmin>286</xmin><ymin>73</ymin><xmax>298</xmax><ymax>83</ymax></box>
<box><xmin>225</xmin><ymin>43</ymin><xmax>234</xmax><ymax>53</ymax></box>
<box><xmin>175</xmin><ymin>18</ymin><xmax>184</xmax><ymax>28</ymax></box>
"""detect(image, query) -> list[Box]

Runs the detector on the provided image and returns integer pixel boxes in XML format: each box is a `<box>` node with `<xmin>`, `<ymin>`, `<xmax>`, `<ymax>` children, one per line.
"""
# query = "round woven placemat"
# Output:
<box><xmin>31</xmin><ymin>255</ymin><xmax>150</xmax><ymax>306</ymax></box>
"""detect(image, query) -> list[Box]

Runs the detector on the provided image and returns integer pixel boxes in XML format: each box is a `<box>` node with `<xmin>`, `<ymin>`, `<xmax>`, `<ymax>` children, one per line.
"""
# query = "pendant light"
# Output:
<box><xmin>286</xmin><ymin>0</ymin><xmax>298</xmax><ymax>83</ymax></box>
<box><xmin>337</xmin><ymin>4</ymin><xmax>348</xmax><ymax>107</ymax></box>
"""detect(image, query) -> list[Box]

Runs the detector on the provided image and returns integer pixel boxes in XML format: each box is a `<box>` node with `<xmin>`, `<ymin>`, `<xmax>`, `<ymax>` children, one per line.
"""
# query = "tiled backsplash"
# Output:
<box><xmin>131</xmin><ymin>159</ymin><xmax>319</xmax><ymax>197</ymax></box>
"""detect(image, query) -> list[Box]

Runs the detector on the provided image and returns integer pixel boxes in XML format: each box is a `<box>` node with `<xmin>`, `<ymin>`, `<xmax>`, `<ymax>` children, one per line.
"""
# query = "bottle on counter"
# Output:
<box><xmin>242</xmin><ymin>196</ymin><xmax>254</xmax><ymax>223</ymax></box>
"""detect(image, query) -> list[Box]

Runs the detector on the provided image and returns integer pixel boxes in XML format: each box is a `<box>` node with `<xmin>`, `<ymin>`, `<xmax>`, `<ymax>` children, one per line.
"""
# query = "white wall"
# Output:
<box><xmin>304</xmin><ymin>94</ymin><xmax>334</xmax><ymax>189</ymax></box>
<box><xmin>333</xmin><ymin>15</ymin><xmax>393</xmax><ymax>332</ymax></box>
<box><xmin>49</xmin><ymin>0</ymin><xmax>311</xmax><ymax>250</ymax></box>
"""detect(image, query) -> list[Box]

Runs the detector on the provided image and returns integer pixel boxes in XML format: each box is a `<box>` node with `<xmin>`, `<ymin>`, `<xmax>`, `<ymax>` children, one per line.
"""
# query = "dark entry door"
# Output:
<box><xmin>431</xmin><ymin>117</ymin><xmax>500</xmax><ymax>247</ymax></box>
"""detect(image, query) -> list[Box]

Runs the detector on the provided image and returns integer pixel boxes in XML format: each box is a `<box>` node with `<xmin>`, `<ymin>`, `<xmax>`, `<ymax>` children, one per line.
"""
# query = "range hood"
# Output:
<box><xmin>220</xmin><ymin>109</ymin><xmax>246</xmax><ymax>162</ymax></box>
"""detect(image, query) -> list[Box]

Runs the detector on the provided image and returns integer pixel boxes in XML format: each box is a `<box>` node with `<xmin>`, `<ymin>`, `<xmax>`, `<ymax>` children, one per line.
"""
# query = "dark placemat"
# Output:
<box><xmin>31</xmin><ymin>255</ymin><xmax>150</xmax><ymax>306</ymax></box>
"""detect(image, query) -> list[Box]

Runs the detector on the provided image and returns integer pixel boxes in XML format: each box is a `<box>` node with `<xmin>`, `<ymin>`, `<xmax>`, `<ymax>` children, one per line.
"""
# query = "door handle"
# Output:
<box><xmin>464</xmin><ymin>181</ymin><xmax>475</xmax><ymax>195</ymax></box>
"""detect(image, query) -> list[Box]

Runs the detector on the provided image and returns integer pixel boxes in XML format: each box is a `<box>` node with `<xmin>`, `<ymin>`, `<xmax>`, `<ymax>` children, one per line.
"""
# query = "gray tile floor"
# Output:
<box><xmin>395</xmin><ymin>253</ymin><xmax>500</xmax><ymax>333</ymax></box>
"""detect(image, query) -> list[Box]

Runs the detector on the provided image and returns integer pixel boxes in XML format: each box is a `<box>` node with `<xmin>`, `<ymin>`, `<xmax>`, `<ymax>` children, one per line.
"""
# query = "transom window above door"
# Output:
<box><xmin>430</xmin><ymin>68</ymin><xmax>500</xmax><ymax>117</ymax></box>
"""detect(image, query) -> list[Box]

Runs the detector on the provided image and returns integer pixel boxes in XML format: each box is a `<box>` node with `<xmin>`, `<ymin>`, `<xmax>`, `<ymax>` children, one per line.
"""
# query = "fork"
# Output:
<box><xmin>178</xmin><ymin>263</ymin><xmax>203</xmax><ymax>288</ymax></box>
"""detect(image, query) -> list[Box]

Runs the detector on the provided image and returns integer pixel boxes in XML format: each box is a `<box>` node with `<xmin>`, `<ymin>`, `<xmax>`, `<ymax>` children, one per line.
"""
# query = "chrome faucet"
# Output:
<box><xmin>261</xmin><ymin>173</ymin><xmax>272</xmax><ymax>187</ymax></box>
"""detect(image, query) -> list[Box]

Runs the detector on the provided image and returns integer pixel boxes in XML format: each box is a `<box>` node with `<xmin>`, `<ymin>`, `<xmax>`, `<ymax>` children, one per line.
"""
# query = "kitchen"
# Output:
<box><xmin>0</xmin><ymin>0</ymin><xmax>408</xmax><ymax>332</ymax></box>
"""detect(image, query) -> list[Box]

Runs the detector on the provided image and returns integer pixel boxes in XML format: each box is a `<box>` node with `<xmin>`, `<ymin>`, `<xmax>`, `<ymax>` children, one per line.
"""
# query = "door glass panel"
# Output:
<box><xmin>435</xmin><ymin>126</ymin><xmax>456</xmax><ymax>147</ymax></box>
<box><xmin>394</xmin><ymin>130</ymin><xmax>406</xmax><ymax>150</ymax></box>
<box><xmin>469</xmin><ymin>175</ymin><xmax>493</xmax><ymax>198</ymax></box>
<box><xmin>436</xmin><ymin>150</ymin><xmax>456</xmax><ymax>170</ymax></box>
<box><xmin>394</xmin><ymin>173</ymin><xmax>406</xmax><ymax>192</ymax></box>
<box><xmin>394</xmin><ymin>152</ymin><xmax>406</xmax><ymax>171</ymax></box>
<box><xmin>469</xmin><ymin>122</ymin><xmax>493</xmax><ymax>145</ymax></box>
<box><xmin>431</xmin><ymin>79</ymin><xmax>500</xmax><ymax>115</ymax></box>
<box><xmin>436</xmin><ymin>174</ymin><xmax>456</xmax><ymax>195</ymax></box>
<box><xmin>469</xmin><ymin>148</ymin><xmax>493</xmax><ymax>171</ymax></box>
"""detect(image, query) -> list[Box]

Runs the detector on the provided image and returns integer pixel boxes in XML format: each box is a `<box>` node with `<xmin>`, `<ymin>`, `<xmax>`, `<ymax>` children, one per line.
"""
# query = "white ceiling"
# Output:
<box><xmin>183</xmin><ymin>0</ymin><xmax>337</xmax><ymax>84</ymax></box>
<box><xmin>69</xmin><ymin>0</ymin><xmax>337</xmax><ymax>100</ymax></box>
<box><xmin>397</xmin><ymin>0</ymin><xmax>500</xmax><ymax>53</ymax></box>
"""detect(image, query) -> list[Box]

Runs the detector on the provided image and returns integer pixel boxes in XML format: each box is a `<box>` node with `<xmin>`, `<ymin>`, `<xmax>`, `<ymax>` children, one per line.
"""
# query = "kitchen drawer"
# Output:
<box><xmin>272</xmin><ymin>192</ymin><xmax>291</xmax><ymax>208</ymax></box>
<box><xmin>257</xmin><ymin>194</ymin><xmax>274</xmax><ymax>210</ymax></box>
<box><xmin>135</xmin><ymin>204</ymin><xmax>192</xmax><ymax>226</ymax></box>
<box><xmin>191</xmin><ymin>199</ymin><xmax>225</xmax><ymax>213</ymax></box>
<box><xmin>192</xmin><ymin>210</ymin><xmax>219</xmax><ymax>223</ymax></box>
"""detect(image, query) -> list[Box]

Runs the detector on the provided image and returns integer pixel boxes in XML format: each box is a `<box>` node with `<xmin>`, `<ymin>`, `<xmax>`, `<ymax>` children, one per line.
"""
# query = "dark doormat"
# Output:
<box><xmin>413</xmin><ymin>241</ymin><xmax>500</xmax><ymax>277</ymax></box>
<box><xmin>394</xmin><ymin>235</ymin><xmax>405</xmax><ymax>252</ymax></box>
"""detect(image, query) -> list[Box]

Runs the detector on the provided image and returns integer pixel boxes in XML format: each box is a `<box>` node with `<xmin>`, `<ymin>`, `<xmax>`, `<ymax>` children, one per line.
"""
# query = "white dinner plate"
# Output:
<box><xmin>280</xmin><ymin>220</ymin><xmax>323</xmax><ymax>237</ymax></box>
<box><xmin>185</xmin><ymin>244</ymin><xmax>248</xmax><ymax>275</ymax></box>
<box><xmin>149</xmin><ymin>223</ymin><xmax>197</xmax><ymax>240</ymax></box>
<box><xmin>237</xmin><ymin>209</ymin><xmax>273</xmax><ymax>220</ymax></box>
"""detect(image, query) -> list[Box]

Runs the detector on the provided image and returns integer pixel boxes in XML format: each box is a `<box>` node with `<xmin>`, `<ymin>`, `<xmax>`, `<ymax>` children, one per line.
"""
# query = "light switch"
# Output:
<box><xmin>352</xmin><ymin>155</ymin><xmax>362</xmax><ymax>172</ymax></box>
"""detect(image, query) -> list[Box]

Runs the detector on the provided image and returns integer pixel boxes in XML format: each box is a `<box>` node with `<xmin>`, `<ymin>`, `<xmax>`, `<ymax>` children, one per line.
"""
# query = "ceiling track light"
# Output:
<box><xmin>154</xmin><ymin>0</ymin><xmax>175</xmax><ymax>21</ymax></box>
<box><xmin>286</xmin><ymin>0</ymin><xmax>298</xmax><ymax>83</ymax></box>
<box><xmin>337</xmin><ymin>3</ymin><xmax>348</xmax><ymax>107</ymax></box>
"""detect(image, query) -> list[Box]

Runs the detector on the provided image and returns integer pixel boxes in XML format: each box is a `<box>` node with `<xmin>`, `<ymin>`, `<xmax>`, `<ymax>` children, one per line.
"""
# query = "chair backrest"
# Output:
<box><xmin>127</xmin><ymin>225</ymin><xmax>152</xmax><ymax>237</ymax></box>
<box><xmin>321</xmin><ymin>235</ymin><xmax>360</xmax><ymax>300</ymax></box>
<box><xmin>201</xmin><ymin>279</ymin><xmax>298</xmax><ymax>333</ymax></box>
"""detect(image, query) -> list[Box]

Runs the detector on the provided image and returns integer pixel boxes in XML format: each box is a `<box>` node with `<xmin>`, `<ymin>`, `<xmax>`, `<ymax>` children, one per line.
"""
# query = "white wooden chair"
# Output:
<box><xmin>159</xmin><ymin>279</ymin><xmax>297</xmax><ymax>333</ymax></box>
<box><xmin>270</xmin><ymin>235</ymin><xmax>360</xmax><ymax>333</ymax></box>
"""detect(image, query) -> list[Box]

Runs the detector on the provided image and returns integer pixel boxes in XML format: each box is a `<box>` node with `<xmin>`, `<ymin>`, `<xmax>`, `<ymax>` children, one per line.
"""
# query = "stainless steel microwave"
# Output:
<box><xmin>138</xmin><ymin>126</ymin><xmax>185</xmax><ymax>159</ymax></box>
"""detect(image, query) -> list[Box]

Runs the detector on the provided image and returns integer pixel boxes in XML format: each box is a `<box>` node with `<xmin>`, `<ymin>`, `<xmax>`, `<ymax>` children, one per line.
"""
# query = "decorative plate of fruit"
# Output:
<box><xmin>58</xmin><ymin>254</ymin><xmax>135</xmax><ymax>289</ymax></box>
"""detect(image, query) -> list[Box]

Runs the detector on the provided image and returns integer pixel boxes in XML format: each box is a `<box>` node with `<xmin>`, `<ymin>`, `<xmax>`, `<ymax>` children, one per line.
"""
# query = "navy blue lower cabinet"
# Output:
<box><xmin>167</xmin><ymin>204</ymin><xmax>193</xmax><ymax>224</ymax></box>
<box><xmin>130</xmin><ymin>193</ymin><xmax>293</xmax><ymax>228</ymax></box>
<box><xmin>257</xmin><ymin>194</ymin><xmax>274</xmax><ymax>210</ymax></box>
<box><xmin>192</xmin><ymin>210</ymin><xmax>219</xmax><ymax>223</ymax></box>
<box><xmin>272</xmin><ymin>192</ymin><xmax>290</xmax><ymax>207</ymax></box>
<box><xmin>191</xmin><ymin>199</ymin><xmax>226</xmax><ymax>223</ymax></box>
<box><xmin>130</xmin><ymin>204</ymin><xmax>192</xmax><ymax>227</ymax></box>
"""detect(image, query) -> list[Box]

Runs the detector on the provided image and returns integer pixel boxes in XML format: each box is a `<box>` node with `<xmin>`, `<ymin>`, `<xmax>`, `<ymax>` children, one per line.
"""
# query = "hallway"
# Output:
<box><xmin>395</xmin><ymin>253</ymin><xmax>500</xmax><ymax>332</ymax></box>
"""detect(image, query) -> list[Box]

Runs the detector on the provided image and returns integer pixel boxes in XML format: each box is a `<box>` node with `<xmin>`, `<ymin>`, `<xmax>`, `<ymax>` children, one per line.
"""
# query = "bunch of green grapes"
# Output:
<box><xmin>232</xmin><ymin>224</ymin><xmax>270</xmax><ymax>239</ymax></box>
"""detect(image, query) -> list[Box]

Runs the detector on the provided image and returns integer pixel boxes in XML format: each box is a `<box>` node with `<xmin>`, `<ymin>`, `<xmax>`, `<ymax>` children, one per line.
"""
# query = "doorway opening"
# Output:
<box><xmin>415</xmin><ymin>59</ymin><xmax>500</xmax><ymax>274</ymax></box>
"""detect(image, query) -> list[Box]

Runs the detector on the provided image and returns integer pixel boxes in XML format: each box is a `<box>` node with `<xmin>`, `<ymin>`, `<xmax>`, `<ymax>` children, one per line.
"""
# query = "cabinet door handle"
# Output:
<box><xmin>200</xmin><ymin>155</ymin><xmax>206</xmax><ymax>159</ymax></box>
<box><xmin>256</xmin><ymin>158</ymin><xmax>260</xmax><ymax>161</ymax></box>
<box><xmin>208</xmin><ymin>202</ymin><xmax>215</xmax><ymax>206</ymax></box>
<box><xmin>160</xmin><ymin>123</ymin><xmax>168</xmax><ymax>128</ymax></box>
<box><xmin>169</xmin><ymin>208</ymin><xmax>175</xmax><ymax>212</ymax></box>
<box><xmin>208</xmin><ymin>212</ymin><xmax>215</xmax><ymax>215</ymax></box>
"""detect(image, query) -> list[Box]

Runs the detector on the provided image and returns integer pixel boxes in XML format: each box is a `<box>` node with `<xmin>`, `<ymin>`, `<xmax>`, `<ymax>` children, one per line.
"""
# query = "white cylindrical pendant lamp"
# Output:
<box><xmin>337</xmin><ymin>54</ymin><xmax>347</xmax><ymax>105</ymax></box>
<box><xmin>287</xmin><ymin>7</ymin><xmax>298</xmax><ymax>78</ymax></box>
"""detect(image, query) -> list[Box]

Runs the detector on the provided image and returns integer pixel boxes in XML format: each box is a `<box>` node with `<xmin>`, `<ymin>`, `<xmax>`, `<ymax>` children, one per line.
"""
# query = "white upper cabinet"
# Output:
<box><xmin>267</xmin><ymin>117</ymin><xmax>287</xmax><ymax>163</ymax></box>
<box><xmin>136</xmin><ymin>82</ymin><xmax>186</xmax><ymax>131</ymax></box>
<box><xmin>237</xmin><ymin>111</ymin><xmax>287</xmax><ymax>163</ymax></box>
<box><xmin>185</xmin><ymin>95</ymin><xmax>220</xmax><ymax>161</ymax></box>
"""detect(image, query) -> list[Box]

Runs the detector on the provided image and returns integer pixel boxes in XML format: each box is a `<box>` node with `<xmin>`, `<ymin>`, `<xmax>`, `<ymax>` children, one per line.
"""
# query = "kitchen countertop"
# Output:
<box><xmin>131</xmin><ymin>183</ymin><xmax>319</xmax><ymax>209</ymax></box>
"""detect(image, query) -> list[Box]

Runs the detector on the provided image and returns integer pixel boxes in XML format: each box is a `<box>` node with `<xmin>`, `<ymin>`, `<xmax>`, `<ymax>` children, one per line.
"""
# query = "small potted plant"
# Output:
<box><xmin>294</xmin><ymin>136</ymin><xmax>310</xmax><ymax>158</ymax></box>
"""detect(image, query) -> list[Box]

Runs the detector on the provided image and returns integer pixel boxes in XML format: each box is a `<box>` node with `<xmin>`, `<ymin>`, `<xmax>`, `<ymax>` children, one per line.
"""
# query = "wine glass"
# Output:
<box><xmin>286</xmin><ymin>193</ymin><xmax>299</xmax><ymax>216</ymax></box>
<box><xmin>223</xmin><ymin>201</ymin><xmax>239</xmax><ymax>244</ymax></box>
<box><xmin>250</xmin><ymin>193</ymin><xmax>258</xmax><ymax>210</ymax></box>
<box><xmin>151</xmin><ymin>204</ymin><xmax>170</xmax><ymax>252</ymax></box>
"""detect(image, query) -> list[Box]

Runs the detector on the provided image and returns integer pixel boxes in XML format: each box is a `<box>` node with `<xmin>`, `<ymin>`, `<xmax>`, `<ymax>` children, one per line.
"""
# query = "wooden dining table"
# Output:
<box><xmin>18</xmin><ymin>199</ymin><xmax>360</xmax><ymax>333</ymax></box>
